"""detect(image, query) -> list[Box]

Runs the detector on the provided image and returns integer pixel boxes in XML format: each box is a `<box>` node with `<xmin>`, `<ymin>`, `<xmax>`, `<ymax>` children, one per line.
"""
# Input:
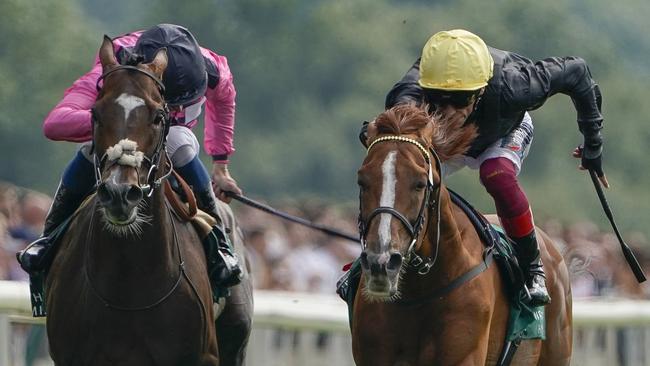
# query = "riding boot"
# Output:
<box><xmin>195</xmin><ymin>188</ymin><xmax>243</xmax><ymax>290</ymax></box>
<box><xmin>16</xmin><ymin>182</ymin><xmax>86</xmax><ymax>274</ymax></box>
<box><xmin>175</xmin><ymin>155</ymin><xmax>243</xmax><ymax>289</ymax></box>
<box><xmin>514</xmin><ymin>231</ymin><xmax>551</xmax><ymax>306</ymax></box>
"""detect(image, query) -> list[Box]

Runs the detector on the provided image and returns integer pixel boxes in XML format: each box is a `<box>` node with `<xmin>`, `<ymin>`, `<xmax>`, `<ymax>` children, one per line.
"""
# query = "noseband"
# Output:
<box><xmin>92</xmin><ymin>65</ymin><xmax>172</xmax><ymax>197</ymax></box>
<box><xmin>358</xmin><ymin>136</ymin><xmax>443</xmax><ymax>275</ymax></box>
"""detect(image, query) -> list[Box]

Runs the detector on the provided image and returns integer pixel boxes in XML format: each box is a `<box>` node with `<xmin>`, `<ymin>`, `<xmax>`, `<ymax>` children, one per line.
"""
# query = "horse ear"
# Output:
<box><xmin>146</xmin><ymin>48</ymin><xmax>168</xmax><ymax>78</ymax></box>
<box><xmin>99</xmin><ymin>35</ymin><xmax>118</xmax><ymax>71</ymax></box>
<box><xmin>422</xmin><ymin>119</ymin><xmax>436</xmax><ymax>147</ymax></box>
<box><xmin>363</xmin><ymin>120</ymin><xmax>378</xmax><ymax>148</ymax></box>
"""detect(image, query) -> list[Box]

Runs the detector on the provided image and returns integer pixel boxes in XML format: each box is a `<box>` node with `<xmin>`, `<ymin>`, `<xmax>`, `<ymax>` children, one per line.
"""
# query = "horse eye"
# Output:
<box><xmin>357</xmin><ymin>180</ymin><xmax>368</xmax><ymax>192</ymax></box>
<box><xmin>152</xmin><ymin>110</ymin><xmax>165</xmax><ymax>125</ymax></box>
<box><xmin>414</xmin><ymin>181</ymin><xmax>427</xmax><ymax>191</ymax></box>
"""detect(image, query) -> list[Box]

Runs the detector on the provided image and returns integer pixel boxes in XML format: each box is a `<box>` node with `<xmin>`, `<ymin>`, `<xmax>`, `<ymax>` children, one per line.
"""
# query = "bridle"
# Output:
<box><xmin>358</xmin><ymin>135</ymin><xmax>443</xmax><ymax>275</ymax></box>
<box><xmin>83</xmin><ymin>65</ymin><xmax>203</xmax><ymax>312</ymax></box>
<box><xmin>92</xmin><ymin>65</ymin><xmax>173</xmax><ymax>197</ymax></box>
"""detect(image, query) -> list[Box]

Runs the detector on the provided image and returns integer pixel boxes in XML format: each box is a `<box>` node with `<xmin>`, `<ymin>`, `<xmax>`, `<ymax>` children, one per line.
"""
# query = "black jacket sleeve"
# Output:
<box><xmin>385</xmin><ymin>58</ymin><xmax>424</xmax><ymax>109</ymax></box>
<box><xmin>503</xmin><ymin>56</ymin><xmax>604</xmax><ymax>155</ymax></box>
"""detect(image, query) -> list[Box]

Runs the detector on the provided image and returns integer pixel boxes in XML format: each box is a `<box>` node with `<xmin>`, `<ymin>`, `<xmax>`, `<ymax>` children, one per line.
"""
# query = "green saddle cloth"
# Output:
<box><xmin>336</xmin><ymin>224</ymin><xmax>545</xmax><ymax>342</ymax></box>
<box><xmin>491</xmin><ymin>225</ymin><xmax>545</xmax><ymax>341</ymax></box>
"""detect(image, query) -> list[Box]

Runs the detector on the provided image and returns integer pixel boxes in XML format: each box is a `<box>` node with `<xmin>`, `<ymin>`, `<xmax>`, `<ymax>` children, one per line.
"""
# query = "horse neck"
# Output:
<box><xmin>88</xmin><ymin>188</ymin><xmax>178</xmax><ymax>277</ymax></box>
<box><xmin>404</xmin><ymin>186</ymin><xmax>478</xmax><ymax>292</ymax></box>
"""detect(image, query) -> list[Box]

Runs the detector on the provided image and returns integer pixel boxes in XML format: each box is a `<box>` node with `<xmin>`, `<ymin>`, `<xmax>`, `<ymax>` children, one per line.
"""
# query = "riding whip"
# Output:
<box><xmin>589</xmin><ymin>170</ymin><xmax>646</xmax><ymax>283</ymax></box>
<box><xmin>225</xmin><ymin>192</ymin><xmax>360</xmax><ymax>243</ymax></box>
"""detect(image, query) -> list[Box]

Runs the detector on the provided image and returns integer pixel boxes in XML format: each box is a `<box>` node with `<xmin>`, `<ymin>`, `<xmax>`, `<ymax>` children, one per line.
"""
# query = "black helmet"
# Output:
<box><xmin>134</xmin><ymin>24</ymin><xmax>207</xmax><ymax>106</ymax></box>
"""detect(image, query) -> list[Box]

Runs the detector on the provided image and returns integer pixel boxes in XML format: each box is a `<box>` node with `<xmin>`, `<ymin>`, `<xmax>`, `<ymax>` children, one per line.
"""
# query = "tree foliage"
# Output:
<box><xmin>1</xmin><ymin>0</ymin><xmax>648</xmax><ymax>236</ymax></box>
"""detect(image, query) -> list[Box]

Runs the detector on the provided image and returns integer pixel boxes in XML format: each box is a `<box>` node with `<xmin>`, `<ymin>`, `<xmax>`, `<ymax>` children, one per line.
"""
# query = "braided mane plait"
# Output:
<box><xmin>375</xmin><ymin>104</ymin><xmax>477</xmax><ymax>161</ymax></box>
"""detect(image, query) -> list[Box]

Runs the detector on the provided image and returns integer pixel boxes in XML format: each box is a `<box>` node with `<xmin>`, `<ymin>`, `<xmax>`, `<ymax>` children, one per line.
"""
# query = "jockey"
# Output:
<box><xmin>380</xmin><ymin>29</ymin><xmax>606</xmax><ymax>306</ymax></box>
<box><xmin>17</xmin><ymin>24</ymin><xmax>243</xmax><ymax>285</ymax></box>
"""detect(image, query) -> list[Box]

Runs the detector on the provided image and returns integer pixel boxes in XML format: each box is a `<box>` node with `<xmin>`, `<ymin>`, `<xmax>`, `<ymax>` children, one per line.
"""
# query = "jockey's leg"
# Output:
<box><xmin>175</xmin><ymin>153</ymin><xmax>220</xmax><ymax>218</ymax></box>
<box><xmin>17</xmin><ymin>145</ymin><xmax>95</xmax><ymax>273</ymax></box>
<box><xmin>168</xmin><ymin>126</ymin><xmax>242</xmax><ymax>290</ymax></box>
<box><xmin>480</xmin><ymin>157</ymin><xmax>550</xmax><ymax>306</ymax></box>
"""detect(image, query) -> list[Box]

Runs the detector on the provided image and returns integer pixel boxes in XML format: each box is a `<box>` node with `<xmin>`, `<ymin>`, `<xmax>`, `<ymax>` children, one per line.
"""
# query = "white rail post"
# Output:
<box><xmin>0</xmin><ymin>313</ymin><xmax>10</xmax><ymax>366</ymax></box>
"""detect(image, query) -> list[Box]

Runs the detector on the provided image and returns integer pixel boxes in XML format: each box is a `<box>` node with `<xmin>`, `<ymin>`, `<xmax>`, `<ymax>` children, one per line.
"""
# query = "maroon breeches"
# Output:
<box><xmin>479</xmin><ymin>157</ymin><xmax>534</xmax><ymax>238</ymax></box>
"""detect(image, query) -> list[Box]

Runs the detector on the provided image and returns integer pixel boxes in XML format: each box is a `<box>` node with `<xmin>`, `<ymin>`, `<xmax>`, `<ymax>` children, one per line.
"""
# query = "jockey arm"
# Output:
<box><xmin>42</xmin><ymin>34</ymin><xmax>141</xmax><ymax>143</ymax></box>
<box><xmin>504</xmin><ymin>56</ymin><xmax>604</xmax><ymax>154</ymax></box>
<box><xmin>203</xmin><ymin>51</ymin><xmax>236</xmax><ymax>162</ymax></box>
<box><xmin>503</xmin><ymin>56</ymin><xmax>606</xmax><ymax>184</ymax></box>
<box><xmin>42</xmin><ymin>63</ymin><xmax>101</xmax><ymax>142</ymax></box>
<box><xmin>202</xmin><ymin>51</ymin><xmax>241</xmax><ymax>201</ymax></box>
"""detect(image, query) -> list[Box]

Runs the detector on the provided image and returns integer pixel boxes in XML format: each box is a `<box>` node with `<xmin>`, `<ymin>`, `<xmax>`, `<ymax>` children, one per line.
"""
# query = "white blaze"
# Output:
<box><xmin>115</xmin><ymin>93</ymin><xmax>145</xmax><ymax>121</ymax></box>
<box><xmin>378</xmin><ymin>151</ymin><xmax>397</xmax><ymax>249</ymax></box>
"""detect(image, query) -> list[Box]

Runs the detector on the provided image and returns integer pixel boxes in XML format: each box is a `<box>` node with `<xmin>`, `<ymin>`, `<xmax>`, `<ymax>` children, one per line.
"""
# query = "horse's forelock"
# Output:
<box><xmin>375</xmin><ymin>104</ymin><xmax>478</xmax><ymax>161</ymax></box>
<box><xmin>430</xmin><ymin>112</ymin><xmax>478</xmax><ymax>161</ymax></box>
<box><xmin>375</xmin><ymin>104</ymin><xmax>432</xmax><ymax>136</ymax></box>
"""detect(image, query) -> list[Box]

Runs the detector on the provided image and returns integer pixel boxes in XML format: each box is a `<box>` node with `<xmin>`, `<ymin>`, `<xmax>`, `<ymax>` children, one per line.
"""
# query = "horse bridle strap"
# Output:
<box><xmin>360</xmin><ymin>135</ymin><xmax>443</xmax><ymax>275</ymax></box>
<box><xmin>96</xmin><ymin>65</ymin><xmax>166</xmax><ymax>93</ymax></box>
<box><xmin>396</xmin><ymin>248</ymin><xmax>494</xmax><ymax>306</ymax></box>
<box><xmin>92</xmin><ymin>64</ymin><xmax>172</xmax><ymax>197</ymax></box>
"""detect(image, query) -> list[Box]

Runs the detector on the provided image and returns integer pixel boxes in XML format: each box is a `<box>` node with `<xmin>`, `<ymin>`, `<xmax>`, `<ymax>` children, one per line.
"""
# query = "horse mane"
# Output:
<box><xmin>374</xmin><ymin>104</ymin><xmax>478</xmax><ymax>161</ymax></box>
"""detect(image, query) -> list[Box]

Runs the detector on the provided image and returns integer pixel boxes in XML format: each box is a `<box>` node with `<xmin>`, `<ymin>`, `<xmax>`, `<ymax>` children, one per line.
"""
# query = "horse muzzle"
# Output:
<box><xmin>97</xmin><ymin>182</ymin><xmax>143</xmax><ymax>224</ymax></box>
<box><xmin>360</xmin><ymin>249</ymin><xmax>403</xmax><ymax>297</ymax></box>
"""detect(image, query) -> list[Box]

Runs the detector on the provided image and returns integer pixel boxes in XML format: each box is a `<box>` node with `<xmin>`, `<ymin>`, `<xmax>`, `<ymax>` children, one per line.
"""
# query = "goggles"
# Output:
<box><xmin>425</xmin><ymin>89</ymin><xmax>482</xmax><ymax>109</ymax></box>
<box><xmin>170</xmin><ymin>96</ymin><xmax>206</xmax><ymax>125</ymax></box>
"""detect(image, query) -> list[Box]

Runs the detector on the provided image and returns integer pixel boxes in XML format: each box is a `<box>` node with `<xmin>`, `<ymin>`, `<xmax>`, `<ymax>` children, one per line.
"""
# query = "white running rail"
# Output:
<box><xmin>2</xmin><ymin>280</ymin><xmax>650</xmax><ymax>366</ymax></box>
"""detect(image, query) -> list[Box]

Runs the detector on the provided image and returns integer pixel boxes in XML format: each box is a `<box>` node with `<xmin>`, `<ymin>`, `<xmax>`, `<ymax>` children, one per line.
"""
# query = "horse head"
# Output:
<box><xmin>357</xmin><ymin>104</ymin><xmax>477</xmax><ymax>300</ymax></box>
<box><xmin>92</xmin><ymin>36</ymin><xmax>170</xmax><ymax>235</ymax></box>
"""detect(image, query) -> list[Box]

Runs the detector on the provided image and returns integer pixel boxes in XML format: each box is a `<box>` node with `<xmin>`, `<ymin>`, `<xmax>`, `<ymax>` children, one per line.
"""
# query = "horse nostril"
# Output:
<box><xmin>97</xmin><ymin>183</ymin><xmax>111</xmax><ymax>204</ymax></box>
<box><xmin>360</xmin><ymin>251</ymin><xmax>369</xmax><ymax>270</ymax></box>
<box><xmin>387</xmin><ymin>252</ymin><xmax>403</xmax><ymax>271</ymax></box>
<box><xmin>386</xmin><ymin>253</ymin><xmax>402</xmax><ymax>269</ymax></box>
<box><xmin>125</xmin><ymin>185</ymin><xmax>143</xmax><ymax>203</ymax></box>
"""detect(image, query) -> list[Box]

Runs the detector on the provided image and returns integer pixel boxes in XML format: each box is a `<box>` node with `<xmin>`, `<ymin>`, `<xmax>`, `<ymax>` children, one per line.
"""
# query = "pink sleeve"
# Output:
<box><xmin>42</xmin><ymin>62</ymin><xmax>102</xmax><ymax>142</ymax></box>
<box><xmin>203</xmin><ymin>51</ymin><xmax>236</xmax><ymax>160</ymax></box>
<box><xmin>42</xmin><ymin>33</ymin><xmax>140</xmax><ymax>142</ymax></box>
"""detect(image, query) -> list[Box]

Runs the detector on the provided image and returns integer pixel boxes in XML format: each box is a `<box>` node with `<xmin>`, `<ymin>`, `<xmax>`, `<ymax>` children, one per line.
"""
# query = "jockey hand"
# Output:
<box><xmin>211</xmin><ymin>162</ymin><xmax>242</xmax><ymax>203</ymax></box>
<box><xmin>573</xmin><ymin>145</ymin><xmax>609</xmax><ymax>188</ymax></box>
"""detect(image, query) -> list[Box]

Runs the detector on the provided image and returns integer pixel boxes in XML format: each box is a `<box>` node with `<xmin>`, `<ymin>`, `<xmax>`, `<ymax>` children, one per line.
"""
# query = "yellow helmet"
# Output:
<box><xmin>418</xmin><ymin>29</ymin><xmax>494</xmax><ymax>91</ymax></box>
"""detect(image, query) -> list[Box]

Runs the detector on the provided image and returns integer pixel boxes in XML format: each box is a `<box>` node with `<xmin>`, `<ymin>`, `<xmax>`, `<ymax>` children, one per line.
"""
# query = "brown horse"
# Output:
<box><xmin>45</xmin><ymin>37</ymin><xmax>252</xmax><ymax>366</ymax></box>
<box><xmin>352</xmin><ymin>104</ymin><xmax>572</xmax><ymax>365</ymax></box>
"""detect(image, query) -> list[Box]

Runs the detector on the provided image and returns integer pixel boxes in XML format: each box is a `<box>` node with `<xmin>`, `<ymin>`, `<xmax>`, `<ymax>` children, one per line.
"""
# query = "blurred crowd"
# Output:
<box><xmin>2</xmin><ymin>180</ymin><xmax>649</xmax><ymax>299</ymax></box>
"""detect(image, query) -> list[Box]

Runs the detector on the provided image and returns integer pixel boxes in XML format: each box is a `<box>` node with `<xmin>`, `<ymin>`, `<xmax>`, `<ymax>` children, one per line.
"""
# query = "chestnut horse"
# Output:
<box><xmin>353</xmin><ymin>104</ymin><xmax>572</xmax><ymax>365</ymax></box>
<box><xmin>45</xmin><ymin>37</ymin><xmax>252</xmax><ymax>366</ymax></box>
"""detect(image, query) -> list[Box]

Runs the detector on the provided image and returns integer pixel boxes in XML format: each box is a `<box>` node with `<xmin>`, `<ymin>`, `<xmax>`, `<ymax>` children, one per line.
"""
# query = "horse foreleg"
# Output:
<box><xmin>215</xmin><ymin>279</ymin><xmax>254</xmax><ymax>366</ymax></box>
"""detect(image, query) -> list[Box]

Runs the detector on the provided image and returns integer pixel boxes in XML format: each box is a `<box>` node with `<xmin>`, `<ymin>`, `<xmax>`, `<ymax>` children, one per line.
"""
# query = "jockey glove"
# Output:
<box><xmin>578</xmin><ymin>118</ymin><xmax>605</xmax><ymax>177</ymax></box>
<box><xmin>581</xmin><ymin>151</ymin><xmax>605</xmax><ymax>177</ymax></box>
